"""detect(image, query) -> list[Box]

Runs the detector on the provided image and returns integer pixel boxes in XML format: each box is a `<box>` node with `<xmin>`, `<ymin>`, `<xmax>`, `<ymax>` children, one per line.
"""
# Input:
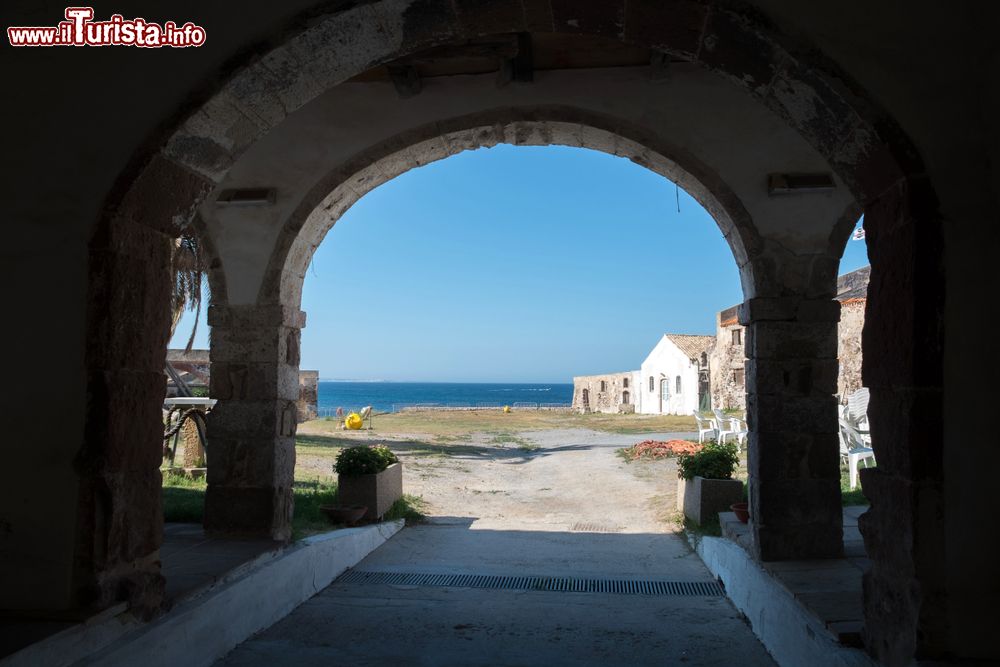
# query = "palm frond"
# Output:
<box><xmin>170</xmin><ymin>234</ymin><xmax>210</xmax><ymax>351</ymax></box>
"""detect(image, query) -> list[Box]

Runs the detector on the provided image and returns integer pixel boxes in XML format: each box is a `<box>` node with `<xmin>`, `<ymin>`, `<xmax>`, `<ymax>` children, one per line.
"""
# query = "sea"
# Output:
<box><xmin>317</xmin><ymin>381</ymin><xmax>573</xmax><ymax>415</ymax></box>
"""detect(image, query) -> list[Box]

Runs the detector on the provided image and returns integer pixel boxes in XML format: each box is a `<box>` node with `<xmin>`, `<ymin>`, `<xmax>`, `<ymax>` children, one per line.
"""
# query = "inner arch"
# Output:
<box><xmin>272</xmin><ymin>109</ymin><xmax>760</xmax><ymax>311</ymax></box>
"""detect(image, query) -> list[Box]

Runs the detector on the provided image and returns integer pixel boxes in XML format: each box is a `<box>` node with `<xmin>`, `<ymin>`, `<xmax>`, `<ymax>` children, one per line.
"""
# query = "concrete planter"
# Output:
<box><xmin>338</xmin><ymin>462</ymin><xmax>403</xmax><ymax>520</ymax></box>
<box><xmin>677</xmin><ymin>475</ymin><xmax>744</xmax><ymax>526</ymax></box>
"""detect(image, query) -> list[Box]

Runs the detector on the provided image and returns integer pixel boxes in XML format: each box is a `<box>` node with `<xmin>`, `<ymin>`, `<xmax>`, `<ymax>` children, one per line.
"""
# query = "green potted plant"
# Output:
<box><xmin>334</xmin><ymin>445</ymin><xmax>402</xmax><ymax>521</ymax></box>
<box><xmin>675</xmin><ymin>441</ymin><xmax>742</xmax><ymax>525</ymax></box>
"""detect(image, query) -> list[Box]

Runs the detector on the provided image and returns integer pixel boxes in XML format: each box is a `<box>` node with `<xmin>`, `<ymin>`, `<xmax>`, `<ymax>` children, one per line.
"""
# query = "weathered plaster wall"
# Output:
<box><xmin>572</xmin><ymin>372</ymin><xmax>637</xmax><ymax>414</ymax></box>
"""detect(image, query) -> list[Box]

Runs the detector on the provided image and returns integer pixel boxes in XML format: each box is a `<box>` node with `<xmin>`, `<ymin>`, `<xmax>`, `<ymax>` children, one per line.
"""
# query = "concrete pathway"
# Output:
<box><xmin>216</xmin><ymin>522</ymin><xmax>776</xmax><ymax>666</ymax></box>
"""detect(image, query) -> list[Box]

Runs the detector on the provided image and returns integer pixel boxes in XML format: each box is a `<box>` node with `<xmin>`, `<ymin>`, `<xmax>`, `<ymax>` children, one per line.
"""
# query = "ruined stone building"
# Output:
<box><xmin>710</xmin><ymin>265</ymin><xmax>871</xmax><ymax>409</ymax></box>
<box><xmin>6</xmin><ymin>2</ymin><xmax>997</xmax><ymax>664</ymax></box>
<box><xmin>571</xmin><ymin>371</ymin><xmax>638</xmax><ymax>414</ymax></box>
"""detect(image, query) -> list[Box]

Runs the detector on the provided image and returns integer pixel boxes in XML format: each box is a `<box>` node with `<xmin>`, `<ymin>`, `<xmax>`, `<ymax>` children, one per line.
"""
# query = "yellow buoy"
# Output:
<box><xmin>345</xmin><ymin>412</ymin><xmax>364</xmax><ymax>430</ymax></box>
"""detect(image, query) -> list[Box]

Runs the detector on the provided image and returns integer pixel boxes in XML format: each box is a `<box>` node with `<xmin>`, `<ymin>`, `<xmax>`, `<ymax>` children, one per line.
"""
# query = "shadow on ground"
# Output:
<box><xmin>296</xmin><ymin>433</ymin><xmax>610</xmax><ymax>465</ymax></box>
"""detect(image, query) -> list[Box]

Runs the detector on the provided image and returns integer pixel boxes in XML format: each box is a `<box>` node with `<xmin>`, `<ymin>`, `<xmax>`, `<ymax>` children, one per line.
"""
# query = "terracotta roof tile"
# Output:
<box><xmin>664</xmin><ymin>334</ymin><xmax>715</xmax><ymax>359</ymax></box>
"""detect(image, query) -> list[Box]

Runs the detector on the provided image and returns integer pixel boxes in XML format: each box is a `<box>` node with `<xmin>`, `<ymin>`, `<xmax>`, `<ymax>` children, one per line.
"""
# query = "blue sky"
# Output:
<box><xmin>171</xmin><ymin>145</ymin><xmax>869</xmax><ymax>382</ymax></box>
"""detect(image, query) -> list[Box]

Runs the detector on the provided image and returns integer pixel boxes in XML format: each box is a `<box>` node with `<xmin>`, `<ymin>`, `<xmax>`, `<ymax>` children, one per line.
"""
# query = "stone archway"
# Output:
<box><xmin>83</xmin><ymin>2</ymin><xmax>942</xmax><ymax>662</ymax></box>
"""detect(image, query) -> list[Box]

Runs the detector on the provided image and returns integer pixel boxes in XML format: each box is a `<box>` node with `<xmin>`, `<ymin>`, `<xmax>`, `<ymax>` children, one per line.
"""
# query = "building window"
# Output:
<box><xmin>622</xmin><ymin>391</ymin><xmax>630</xmax><ymax>404</ymax></box>
<box><xmin>649</xmin><ymin>376</ymin><xmax>655</xmax><ymax>392</ymax></box>
<box><xmin>623</xmin><ymin>378</ymin><xmax>629</xmax><ymax>388</ymax></box>
<box><xmin>600</xmin><ymin>380</ymin><xmax>606</xmax><ymax>392</ymax></box>
<box><xmin>676</xmin><ymin>376</ymin><xmax>682</xmax><ymax>394</ymax></box>
<box><xmin>732</xmin><ymin>369</ymin><xmax>745</xmax><ymax>385</ymax></box>
<box><xmin>700</xmin><ymin>352</ymin><xmax>707</xmax><ymax>367</ymax></box>
<box><xmin>582</xmin><ymin>388</ymin><xmax>589</xmax><ymax>404</ymax></box>
<box><xmin>732</xmin><ymin>329</ymin><xmax>742</xmax><ymax>346</ymax></box>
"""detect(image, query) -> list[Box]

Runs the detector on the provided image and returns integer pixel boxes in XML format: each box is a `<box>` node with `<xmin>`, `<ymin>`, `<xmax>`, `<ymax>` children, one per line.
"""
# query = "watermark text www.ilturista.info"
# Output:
<box><xmin>7</xmin><ymin>7</ymin><xmax>206</xmax><ymax>47</ymax></box>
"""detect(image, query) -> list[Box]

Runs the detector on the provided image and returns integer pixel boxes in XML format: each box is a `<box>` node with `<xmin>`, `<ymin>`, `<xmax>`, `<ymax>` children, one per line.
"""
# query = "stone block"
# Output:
<box><xmin>751</xmin><ymin>477</ymin><xmax>842</xmax><ymax>527</ymax></box>
<box><xmin>748</xmin><ymin>432</ymin><xmax>840</xmax><ymax>480</ymax></box>
<box><xmin>338</xmin><ymin>463</ymin><xmax>403</xmax><ymax>521</ymax></box>
<box><xmin>746</xmin><ymin>321</ymin><xmax>838</xmax><ymax>360</ymax></box>
<box><xmin>677</xmin><ymin>476</ymin><xmax>744</xmax><ymax>526</ymax></box>
<box><xmin>204</xmin><ymin>484</ymin><xmax>292</xmax><ymax>540</ymax></box>
<box><xmin>745</xmin><ymin>358</ymin><xmax>839</xmax><ymax>397</ymax></box>
<box><xmin>747</xmin><ymin>394</ymin><xmax>838</xmax><ymax>433</ymax></box>
<box><xmin>114</xmin><ymin>153</ymin><xmax>214</xmax><ymax>234</ymax></box>
<box><xmin>752</xmin><ymin>521</ymin><xmax>845</xmax><ymax>561</ymax></box>
<box><xmin>210</xmin><ymin>362</ymin><xmax>300</xmax><ymax>401</ymax></box>
<box><xmin>204</xmin><ymin>433</ymin><xmax>295</xmax><ymax>487</ymax></box>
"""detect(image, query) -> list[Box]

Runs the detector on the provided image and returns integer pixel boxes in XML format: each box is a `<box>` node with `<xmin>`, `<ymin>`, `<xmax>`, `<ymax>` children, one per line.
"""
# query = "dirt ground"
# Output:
<box><xmin>296</xmin><ymin>414</ymin><xmax>697</xmax><ymax>533</ymax></box>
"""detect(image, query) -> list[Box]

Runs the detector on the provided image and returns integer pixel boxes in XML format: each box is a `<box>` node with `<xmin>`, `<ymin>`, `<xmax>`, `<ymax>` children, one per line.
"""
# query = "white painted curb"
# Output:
<box><xmin>691</xmin><ymin>534</ymin><xmax>876</xmax><ymax>667</ymax></box>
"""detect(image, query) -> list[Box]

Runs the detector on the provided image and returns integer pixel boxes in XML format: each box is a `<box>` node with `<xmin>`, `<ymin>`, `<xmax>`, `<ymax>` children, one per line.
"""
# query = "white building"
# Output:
<box><xmin>635</xmin><ymin>334</ymin><xmax>714</xmax><ymax>415</ymax></box>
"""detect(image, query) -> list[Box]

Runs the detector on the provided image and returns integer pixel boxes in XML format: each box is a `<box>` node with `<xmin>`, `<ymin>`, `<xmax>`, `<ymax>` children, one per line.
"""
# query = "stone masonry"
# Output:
<box><xmin>572</xmin><ymin>372</ymin><xmax>638</xmax><ymax>414</ymax></box>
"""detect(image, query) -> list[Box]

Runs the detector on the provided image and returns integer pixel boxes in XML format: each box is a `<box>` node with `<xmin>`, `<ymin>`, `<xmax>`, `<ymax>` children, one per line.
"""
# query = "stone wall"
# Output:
<box><xmin>837</xmin><ymin>300</ymin><xmax>866</xmax><ymax>399</ymax></box>
<box><xmin>572</xmin><ymin>372</ymin><xmax>638</xmax><ymax>414</ymax></box>
<box><xmin>709</xmin><ymin>306</ymin><xmax>747</xmax><ymax>410</ymax></box>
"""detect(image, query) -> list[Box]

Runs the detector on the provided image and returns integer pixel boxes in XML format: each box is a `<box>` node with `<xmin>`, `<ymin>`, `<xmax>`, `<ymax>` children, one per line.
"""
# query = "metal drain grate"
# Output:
<box><xmin>336</xmin><ymin>570</ymin><xmax>723</xmax><ymax>597</ymax></box>
<box><xmin>570</xmin><ymin>522</ymin><xmax>621</xmax><ymax>533</ymax></box>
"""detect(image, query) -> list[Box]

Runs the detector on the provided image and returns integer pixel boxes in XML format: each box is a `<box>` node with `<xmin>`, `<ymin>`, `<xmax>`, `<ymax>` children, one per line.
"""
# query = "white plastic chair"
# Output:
<box><xmin>839</xmin><ymin>418</ymin><xmax>875</xmax><ymax>490</ymax></box>
<box><xmin>713</xmin><ymin>409</ymin><xmax>735</xmax><ymax>444</ymax></box>
<box><xmin>728</xmin><ymin>417</ymin><xmax>748</xmax><ymax>450</ymax></box>
<box><xmin>845</xmin><ymin>388</ymin><xmax>871</xmax><ymax>444</ymax></box>
<box><xmin>692</xmin><ymin>411</ymin><xmax>718</xmax><ymax>443</ymax></box>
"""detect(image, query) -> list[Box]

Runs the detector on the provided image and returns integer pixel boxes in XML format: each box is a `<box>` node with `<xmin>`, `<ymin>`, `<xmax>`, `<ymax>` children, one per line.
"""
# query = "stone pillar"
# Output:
<box><xmin>77</xmin><ymin>219</ymin><xmax>172</xmax><ymax>615</ymax></box>
<box><xmin>858</xmin><ymin>179</ymin><xmax>948</xmax><ymax>664</ymax></box>
<box><xmin>204</xmin><ymin>304</ymin><xmax>303</xmax><ymax>541</ymax></box>
<box><xmin>742</xmin><ymin>295</ymin><xmax>844</xmax><ymax>560</ymax></box>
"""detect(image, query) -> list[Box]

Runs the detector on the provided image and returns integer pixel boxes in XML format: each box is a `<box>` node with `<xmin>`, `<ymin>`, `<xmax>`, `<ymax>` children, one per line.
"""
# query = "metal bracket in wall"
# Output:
<box><xmin>215</xmin><ymin>188</ymin><xmax>276</xmax><ymax>206</ymax></box>
<box><xmin>767</xmin><ymin>173</ymin><xmax>836</xmax><ymax>195</ymax></box>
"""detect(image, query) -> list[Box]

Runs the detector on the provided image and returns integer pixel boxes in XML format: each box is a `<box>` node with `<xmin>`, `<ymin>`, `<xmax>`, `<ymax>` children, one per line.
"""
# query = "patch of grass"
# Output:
<box><xmin>383</xmin><ymin>494</ymin><xmax>428</xmax><ymax>522</ymax></box>
<box><xmin>290</xmin><ymin>481</ymin><xmax>340</xmax><ymax>539</ymax></box>
<box><xmin>683</xmin><ymin>514</ymin><xmax>722</xmax><ymax>537</ymax></box>
<box><xmin>840</xmin><ymin>468</ymin><xmax>869</xmax><ymax>506</ymax></box>
<box><xmin>487</xmin><ymin>431</ymin><xmax>536</xmax><ymax>450</ymax></box>
<box><xmin>162</xmin><ymin>485</ymin><xmax>206</xmax><ymax>523</ymax></box>
<box><xmin>162</xmin><ymin>473</ymin><xmax>427</xmax><ymax>539</ymax></box>
<box><xmin>296</xmin><ymin>434</ymin><xmax>352</xmax><ymax>449</ymax></box>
